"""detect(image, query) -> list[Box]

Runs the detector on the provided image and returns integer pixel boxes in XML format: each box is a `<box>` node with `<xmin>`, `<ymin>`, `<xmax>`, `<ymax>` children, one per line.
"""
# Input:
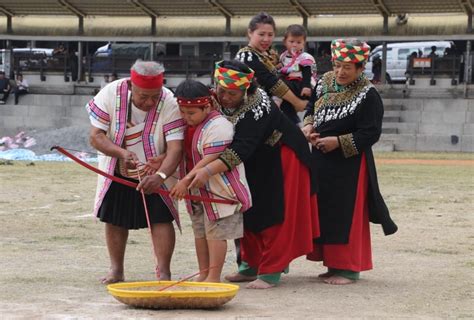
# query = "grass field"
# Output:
<box><xmin>0</xmin><ymin>152</ymin><xmax>473</xmax><ymax>318</ymax></box>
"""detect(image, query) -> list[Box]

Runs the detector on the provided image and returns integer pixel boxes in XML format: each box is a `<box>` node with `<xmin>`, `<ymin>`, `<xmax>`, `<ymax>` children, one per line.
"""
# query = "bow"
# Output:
<box><xmin>50</xmin><ymin>146</ymin><xmax>236</xmax><ymax>205</ymax></box>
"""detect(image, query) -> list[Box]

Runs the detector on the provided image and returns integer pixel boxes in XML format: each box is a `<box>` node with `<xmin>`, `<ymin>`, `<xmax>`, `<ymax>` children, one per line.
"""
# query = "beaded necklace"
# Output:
<box><xmin>323</xmin><ymin>73</ymin><xmax>365</xmax><ymax>102</ymax></box>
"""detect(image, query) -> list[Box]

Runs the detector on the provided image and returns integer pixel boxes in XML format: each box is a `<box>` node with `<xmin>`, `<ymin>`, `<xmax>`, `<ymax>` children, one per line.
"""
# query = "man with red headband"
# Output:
<box><xmin>86</xmin><ymin>60</ymin><xmax>185</xmax><ymax>284</ymax></box>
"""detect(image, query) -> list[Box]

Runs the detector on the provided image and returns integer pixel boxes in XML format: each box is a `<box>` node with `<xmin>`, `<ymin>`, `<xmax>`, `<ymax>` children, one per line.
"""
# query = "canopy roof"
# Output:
<box><xmin>0</xmin><ymin>0</ymin><xmax>472</xmax><ymax>40</ymax></box>
<box><xmin>0</xmin><ymin>0</ymin><xmax>472</xmax><ymax>17</ymax></box>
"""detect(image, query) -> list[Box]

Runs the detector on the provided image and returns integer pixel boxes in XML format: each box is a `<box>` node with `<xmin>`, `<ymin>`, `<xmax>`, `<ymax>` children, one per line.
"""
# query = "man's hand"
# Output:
<box><xmin>121</xmin><ymin>150</ymin><xmax>139</xmax><ymax>169</ymax></box>
<box><xmin>313</xmin><ymin>136</ymin><xmax>339</xmax><ymax>153</ymax></box>
<box><xmin>143</xmin><ymin>153</ymin><xmax>166</xmax><ymax>175</ymax></box>
<box><xmin>136</xmin><ymin>174</ymin><xmax>164</xmax><ymax>194</ymax></box>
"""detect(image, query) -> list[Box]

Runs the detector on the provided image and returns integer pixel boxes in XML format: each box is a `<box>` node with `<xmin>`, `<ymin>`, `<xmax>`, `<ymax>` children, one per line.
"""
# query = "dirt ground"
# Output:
<box><xmin>0</xmin><ymin>152</ymin><xmax>473</xmax><ymax>319</ymax></box>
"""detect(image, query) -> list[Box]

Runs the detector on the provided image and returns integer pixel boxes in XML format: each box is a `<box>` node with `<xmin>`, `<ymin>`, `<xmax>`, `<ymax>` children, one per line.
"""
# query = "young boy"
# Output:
<box><xmin>170</xmin><ymin>79</ymin><xmax>251</xmax><ymax>283</ymax></box>
<box><xmin>278</xmin><ymin>24</ymin><xmax>317</xmax><ymax>124</ymax></box>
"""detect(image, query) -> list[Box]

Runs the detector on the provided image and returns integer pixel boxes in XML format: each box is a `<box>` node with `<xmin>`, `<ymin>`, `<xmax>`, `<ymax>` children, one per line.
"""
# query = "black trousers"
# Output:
<box><xmin>14</xmin><ymin>89</ymin><xmax>28</xmax><ymax>104</ymax></box>
<box><xmin>1</xmin><ymin>89</ymin><xmax>10</xmax><ymax>102</ymax></box>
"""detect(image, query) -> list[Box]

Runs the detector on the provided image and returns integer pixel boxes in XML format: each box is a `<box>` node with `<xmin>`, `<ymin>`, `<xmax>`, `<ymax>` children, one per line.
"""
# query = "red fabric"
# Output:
<box><xmin>184</xmin><ymin>126</ymin><xmax>197</xmax><ymax>172</ymax></box>
<box><xmin>241</xmin><ymin>145</ymin><xmax>320</xmax><ymax>275</ymax></box>
<box><xmin>307</xmin><ymin>153</ymin><xmax>373</xmax><ymax>272</ymax></box>
<box><xmin>177</xmin><ymin>96</ymin><xmax>211</xmax><ymax>108</ymax></box>
<box><xmin>130</xmin><ymin>69</ymin><xmax>163</xmax><ymax>89</ymax></box>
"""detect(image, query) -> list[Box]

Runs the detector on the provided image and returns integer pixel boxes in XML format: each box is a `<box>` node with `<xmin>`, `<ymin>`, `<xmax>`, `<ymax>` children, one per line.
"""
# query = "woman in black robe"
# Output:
<box><xmin>302</xmin><ymin>39</ymin><xmax>398</xmax><ymax>285</ymax></box>
<box><xmin>187</xmin><ymin>60</ymin><xmax>319</xmax><ymax>289</ymax></box>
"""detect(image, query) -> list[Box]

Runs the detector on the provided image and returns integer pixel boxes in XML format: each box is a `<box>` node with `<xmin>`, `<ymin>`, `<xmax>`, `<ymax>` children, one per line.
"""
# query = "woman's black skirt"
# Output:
<box><xmin>98</xmin><ymin>175</ymin><xmax>174</xmax><ymax>230</ymax></box>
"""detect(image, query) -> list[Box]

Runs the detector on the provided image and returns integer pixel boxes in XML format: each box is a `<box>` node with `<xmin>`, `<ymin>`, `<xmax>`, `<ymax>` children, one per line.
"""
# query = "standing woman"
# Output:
<box><xmin>188</xmin><ymin>60</ymin><xmax>319</xmax><ymax>289</ymax></box>
<box><xmin>236</xmin><ymin>12</ymin><xmax>308</xmax><ymax>115</ymax></box>
<box><xmin>302</xmin><ymin>39</ymin><xmax>398</xmax><ymax>285</ymax></box>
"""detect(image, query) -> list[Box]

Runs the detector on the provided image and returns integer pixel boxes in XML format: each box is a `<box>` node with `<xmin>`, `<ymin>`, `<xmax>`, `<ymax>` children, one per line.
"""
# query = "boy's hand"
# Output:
<box><xmin>301</xmin><ymin>87</ymin><xmax>312</xmax><ymax>97</ymax></box>
<box><xmin>188</xmin><ymin>168</ymin><xmax>210</xmax><ymax>189</ymax></box>
<box><xmin>170</xmin><ymin>179</ymin><xmax>189</xmax><ymax>200</ymax></box>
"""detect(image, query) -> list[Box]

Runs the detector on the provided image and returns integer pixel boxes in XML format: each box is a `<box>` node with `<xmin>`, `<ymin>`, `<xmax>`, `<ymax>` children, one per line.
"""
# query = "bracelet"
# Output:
<box><xmin>204</xmin><ymin>165</ymin><xmax>214</xmax><ymax>177</ymax></box>
<box><xmin>156</xmin><ymin>171</ymin><xmax>167</xmax><ymax>180</ymax></box>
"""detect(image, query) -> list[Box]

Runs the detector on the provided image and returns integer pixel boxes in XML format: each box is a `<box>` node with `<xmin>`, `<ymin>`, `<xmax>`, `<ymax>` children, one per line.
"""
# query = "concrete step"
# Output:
<box><xmin>383</xmin><ymin>116</ymin><xmax>401</xmax><ymax>123</ymax></box>
<box><xmin>2</xmin><ymin>94</ymin><xmax>92</xmax><ymax>108</ymax></box>
<box><xmin>384</xmin><ymin>104</ymin><xmax>403</xmax><ymax>111</ymax></box>
<box><xmin>373</xmin><ymin>139</ymin><xmax>395</xmax><ymax>152</ymax></box>
<box><xmin>382</xmin><ymin>127</ymin><xmax>398</xmax><ymax>134</ymax></box>
<box><xmin>382</xmin><ymin>122</ymin><xmax>419</xmax><ymax>134</ymax></box>
<box><xmin>379</xmin><ymin>133</ymin><xmax>473</xmax><ymax>152</ymax></box>
<box><xmin>384</xmin><ymin>110</ymin><xmax>401</xmax><ymax>117</ymax></box>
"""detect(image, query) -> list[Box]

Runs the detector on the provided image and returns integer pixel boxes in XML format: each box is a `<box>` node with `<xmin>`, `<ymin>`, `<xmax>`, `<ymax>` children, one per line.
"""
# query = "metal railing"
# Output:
<box><xmin>406</xmin><ymin>55</ymin><xmax>462</xmax><ymax>85</ymax></box>
<box><xmin>11</xmin><ymin>53</ymin><xmax>217</xmax><ymax>82</ymax></box>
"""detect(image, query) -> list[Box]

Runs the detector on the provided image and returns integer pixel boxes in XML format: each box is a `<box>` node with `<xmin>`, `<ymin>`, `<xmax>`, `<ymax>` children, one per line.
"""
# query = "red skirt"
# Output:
<box><xmin>241</xmin><ymin>145</ymin><xmax>320</xmax><ymax>275</ymax></box>
<box><xmin>307</xmin><ymin>153</ymin><xmax>373</xmax><ymax>272</ymax></box>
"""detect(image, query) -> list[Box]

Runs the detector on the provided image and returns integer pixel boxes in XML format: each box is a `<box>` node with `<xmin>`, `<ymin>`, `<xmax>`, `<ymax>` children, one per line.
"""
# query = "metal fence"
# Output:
<box><xmin>12</xmin><ymin>53</ymin><xmax>217</xmax><ymax>82</ymax></box>
<box><xmin>406</xmin><ymin>55</ymin><xmax>463</xmax><ymax>85</ymax></box>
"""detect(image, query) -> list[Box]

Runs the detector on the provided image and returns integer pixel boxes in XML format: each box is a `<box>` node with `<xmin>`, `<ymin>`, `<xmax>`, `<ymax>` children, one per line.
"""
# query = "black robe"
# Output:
<box><xmin>218</xmin><ymin>88</ymin><xmax>315</xmax><ymax>233</ymax></box>
<box><xmin>303</xmin><ymin>72</ymin><xmax>398</xmax><ymax>244</ymax></box>
<box><xmin>235</xmin><ymin>46</ymin><xmax>291</xmax><ymax>101</ymax></box>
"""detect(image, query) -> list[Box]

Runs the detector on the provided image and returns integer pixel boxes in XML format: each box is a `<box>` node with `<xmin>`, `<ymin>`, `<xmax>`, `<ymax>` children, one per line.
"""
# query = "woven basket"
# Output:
<box><xmin>107</xmin><ymin>281</ymin><xmax>239</xmax><ymax>309</ymax></box>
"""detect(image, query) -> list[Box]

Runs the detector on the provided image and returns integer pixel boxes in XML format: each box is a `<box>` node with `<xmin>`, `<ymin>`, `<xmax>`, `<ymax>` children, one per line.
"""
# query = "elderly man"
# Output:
<box><xmin>86</xmin><ymin>60</ymin><xmax>185</xmax><ymax>284</ymax></box>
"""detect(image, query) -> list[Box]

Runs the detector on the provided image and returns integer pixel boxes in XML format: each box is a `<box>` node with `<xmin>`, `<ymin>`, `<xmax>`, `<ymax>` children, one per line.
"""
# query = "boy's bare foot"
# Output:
<box><xmin>224</xmin><ymin>272</ymin><xmax>257</xmax><ymax>282</ymax></box>
<box><xmin>245</xmin><ymin>279</ymin><xmax>275</xmax><ymax>289</ymax></box>
<box><xmin>323</xmin><ymin>275</ymin><xmax>355</xmax><ymax>285</ymax></box>
<box><xmin>204</xmin><ymin>277</ymin><xmax>221</xmax><ymax>283</ymax></box>
<box><xmin>100</xmin><ymin>271</ymin><xmax>124</xmax><ymax>284</ymax></box>
<box><xmin>195</xmin><ymin>275</ymin><xmax>208</xmax><ymax>282</ymax></box>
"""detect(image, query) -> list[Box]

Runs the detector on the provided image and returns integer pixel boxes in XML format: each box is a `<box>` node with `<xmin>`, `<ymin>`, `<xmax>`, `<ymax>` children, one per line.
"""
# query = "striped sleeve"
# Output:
<box><xmin>85</xmin><ymin>83</ymin><xmax>115</xmax><ymax>131</ymax></box>
<box><xmin>202</xmin><ymin>117</ymin><xmax>234</xmax><ymax>155</ymax></box>
<box><xmin>162</xmin><ymin>93</ymin><xmax>185</xmax><ymax>141</ymax></box>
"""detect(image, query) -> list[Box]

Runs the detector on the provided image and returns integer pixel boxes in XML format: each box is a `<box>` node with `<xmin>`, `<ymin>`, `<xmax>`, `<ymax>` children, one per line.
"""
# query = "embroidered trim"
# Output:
<box><xmin>269</xmin><ymin>79</ymin><xmax>290</xmax><ymax>98</ymax></box>
<box><xmin>313</xmin><ymin>71</ymin><xmax>373</xmax><ymax>127</ymax></box>
<box><xmin>338</xmin><ymin>133</ymin><xmax>359</xmax><ymax>158</ymax></box>
<box><xmin>219</xmin><ymin>148</ymin><xmax>242</xmax><ymax>170</ymax></box>
<box><xmin>265</xmin><ymin>130</ymin><xmax>282</xmax><ymax>146</ymax></box>
<box><xmin>303</xmin><ymin>115</ymin><xmax>314</xmax><ymax>127</ymax></box>
<box><xmin>219</xmin><ymin>88</ymin><xmax>272</xmax><ymax>125</ymax></box>
<box><xmin>236</xmin><ymin>46</ymin><xmax>278</xmax><ymax>75</ymax></box>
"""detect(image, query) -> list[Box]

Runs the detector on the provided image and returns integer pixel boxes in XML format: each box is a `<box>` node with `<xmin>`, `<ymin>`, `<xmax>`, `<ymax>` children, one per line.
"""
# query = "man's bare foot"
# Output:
<box><xmin>224</xmin><ymin>272</ymin><xmax>257</xmax><ymax>282</ymax></box>
<box><xmin>100</xmin><ymin>271</ymin><xmax>124</xmax><ymax>284</ymax></box>
<box><xmin>323</xmin><ymin>275</ymin><xmax>355</xmax><ymax>285</ymax></box>
<box><xmin>318</xmin><ymin>271</ymin><xmax>335</xmax><ymax>278</ymax></box>
<box><xmin>159</xmin><ymin>272</ymin><xmax>171</xmax><ymax>281</ymax></box>
<box><xmin>245</xmin><ymin>279</ymin><xmax>275</xmax><ymax>289</ymax></box>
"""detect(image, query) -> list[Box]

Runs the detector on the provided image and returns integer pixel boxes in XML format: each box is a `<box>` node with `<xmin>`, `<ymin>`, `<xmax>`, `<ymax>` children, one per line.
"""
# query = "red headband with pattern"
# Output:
<box><xmin>130</xmin><ymin>69</ymin><xmax>164</xmax><ymax>89</ymax></box>
<box><xmin>177</xmin><ymin>96</ymin><xmax>211</xmax><ymax>108</ymax></box>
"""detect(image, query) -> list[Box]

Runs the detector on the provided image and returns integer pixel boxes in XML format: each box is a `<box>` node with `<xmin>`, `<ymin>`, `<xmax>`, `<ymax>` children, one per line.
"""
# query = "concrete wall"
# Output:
<box><xmin>378</xmin><ymin>98</ymin><xmax>473</xmax><ymax>152</ymax></box>
<box><xmin>1</xmin><ymin>92</ymin><xmax>473</xmax><ymax>153</ymax></box>
<box><xmin>0</xmin><ymin>94</ymin><xmax>91</xmax><ymax>136</ymax></box>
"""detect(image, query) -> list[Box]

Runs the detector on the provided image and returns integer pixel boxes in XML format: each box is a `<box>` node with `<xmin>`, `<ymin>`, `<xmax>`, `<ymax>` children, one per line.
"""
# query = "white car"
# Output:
<box><xmin>364</xmin><ymin>41</ymin><xmax>454</xmax><ymax>82</ymax></box>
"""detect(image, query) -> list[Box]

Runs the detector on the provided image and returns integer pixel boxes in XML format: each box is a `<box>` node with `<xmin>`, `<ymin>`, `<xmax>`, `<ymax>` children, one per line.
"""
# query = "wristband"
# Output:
<box><xmin>156</xmin><ymin>171</ymin><xmax>167</xmax><ymax>180</ymax></box>
<box><xmin>204</xmin><ymin>165</ymin><xmax>214</xmax><ymax>177</ymax></box>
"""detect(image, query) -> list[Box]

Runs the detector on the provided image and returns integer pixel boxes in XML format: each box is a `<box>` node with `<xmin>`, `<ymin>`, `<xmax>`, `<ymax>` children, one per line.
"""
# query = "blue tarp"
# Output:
<box><xmin>0</xmin><ymin>149</ymin><xmax>97</xmax><ymax>162</ymax></box>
